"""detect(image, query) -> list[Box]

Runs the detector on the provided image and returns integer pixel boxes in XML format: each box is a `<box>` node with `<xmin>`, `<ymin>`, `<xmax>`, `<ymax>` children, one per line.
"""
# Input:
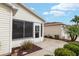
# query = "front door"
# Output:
<box><xmin>33</xmin><ymin>23</ymin><xmax>43</xmax><ymax>42</ymax></box>
<box><xmin>34</xmin><ymin>23</ymin><xmax>41</xmax><ymax>38</ymax></box>
<box><xmin>35</xmin><ymin>25</ymin><xmax>40</xmax><ymax>38</ymax></box>
<box><xmin>34</xmin><ymin>23</ymin><xmax>41</xmax><ymax>42</ymax></box>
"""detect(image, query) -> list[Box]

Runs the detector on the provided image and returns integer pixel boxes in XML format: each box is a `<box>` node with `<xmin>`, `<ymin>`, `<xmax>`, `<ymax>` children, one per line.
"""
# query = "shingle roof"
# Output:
<box><xmin>45</xmin><ymin>22</ymin><xmax>65</xmax><ymax>26</ymax></box>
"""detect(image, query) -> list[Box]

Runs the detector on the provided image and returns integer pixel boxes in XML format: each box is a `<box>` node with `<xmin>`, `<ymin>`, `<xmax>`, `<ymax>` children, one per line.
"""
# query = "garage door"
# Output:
<box><xmin>0</xmin><ymin>4</ymin><xmax>12</xmax><ymax>55</ymax></box>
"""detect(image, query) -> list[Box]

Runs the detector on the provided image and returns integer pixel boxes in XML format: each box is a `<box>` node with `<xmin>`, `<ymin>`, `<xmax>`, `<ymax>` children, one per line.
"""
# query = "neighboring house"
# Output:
<box><xmin>0</xmin><ymin>3</ymin><xmax>45</xmax><ymax>55</ymax></box>
<box><xmin>44</xmin><ymin>22</ymin><xmax>68</xmax><ymax>39</ymax></box>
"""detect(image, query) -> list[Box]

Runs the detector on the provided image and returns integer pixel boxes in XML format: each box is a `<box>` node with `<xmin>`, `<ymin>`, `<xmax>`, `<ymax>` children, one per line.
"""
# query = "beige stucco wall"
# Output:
<box><xmin>0</xmin><ymin>4</ymin><xmax>12</xmax><ymax>55</ymax></box>
<box><xmin>44</xmin><ymin>25</ymin><xmax>68</xmax><ymax>39</ymax></box>
<box><xmin>60</xmin><ymin>26</ymin><xmax>68</xmax><ymax>39</ymax></box>
<box><xmin>44</xmin><ymin>25</ymin><xmax>61</xmax><ymax>37</ymax></box>
<box><xmin>12</xmin><ymin>4</ymin><xmax>44</xmax><ymax>47</ymax></box>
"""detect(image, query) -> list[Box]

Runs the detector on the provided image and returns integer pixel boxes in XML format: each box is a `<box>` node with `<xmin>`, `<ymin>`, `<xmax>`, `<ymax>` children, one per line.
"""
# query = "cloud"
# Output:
<box><xmin>43</xmin><ymin>10</ymin><xmax>65</xmax><ymax>17</ymax></box>
<box><xmin>43</xmin><ymin>3</ymin><xmax>79</xmax><ymax>17</ymax></box>
<box><xmin>49</xmin><ymin>10</ymin><xmax>65</xmax><ymax>17</ymax></box>
<box><xmin>51</xmin><ymin>3</ymin><xmax>79</xmax><ymax>11</ymax></box>
<box><xmin>30</xmin><ymin>7</ymin><xmax>35</xmax><ymax>10</ymax></box>
<box><xmin>43</xmin><ymin>12</ymin><xmax>49</xmax><ymax>15</ymax></box>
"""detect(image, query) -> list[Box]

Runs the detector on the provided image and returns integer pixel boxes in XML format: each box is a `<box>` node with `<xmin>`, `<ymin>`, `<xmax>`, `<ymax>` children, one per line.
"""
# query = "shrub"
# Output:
<box><xmin>54</xmin><ymin>48</ymin><xmax>76</xmax><ymax>56</ymax></box>
<box><xmin>49</xmin><ymin>36</ymin><xmax>53</xmax><ymax>38</ymax></box>
<box><xmin>21</xmin><ymin>41</ymin><xmax>33</xmax><ymax>50</ymax></box>
<box><xmin>44</xmin><ymin>35</ymin><xmax>50</xmax><ymax>38</ymax></box>
<box><xmin>44</xmin><ymin>35</ymin><xmax>48</xmax><ymax>38</ymax></box>
<box><xmin>54</xmin><ymin>35</ymin><xmax>59</xmax><ymax>39</ymax></box>
<box><xmin>64</xmin><ymin>44</ymin><xmax>79</xmax><ymax>55</ymax></box>
<box><xmin>69</xmin><ymin>42</ymin><xmax>79</xmax><ymax>47</ymax></box>
<box><xmin>44</xmin><ymin>54</ymin><xmax>53</xmax><ymax>56</ymax></box>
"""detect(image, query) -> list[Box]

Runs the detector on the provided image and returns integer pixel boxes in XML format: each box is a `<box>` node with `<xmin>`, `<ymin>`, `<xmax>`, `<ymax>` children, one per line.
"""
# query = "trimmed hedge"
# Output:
<box><xmin>69</xmin><ymin>42</ymin><xmax>79</xmax><ymax>47</ymax></box>
<box><xmin>64</xmin><ymin>44</ymin><xmax>79</xmax><ymax>56</ymax></box>
<box><xmin>54</xmin><ymin>48</ymin><xmax>76</xmax><ymax>56</ymax></box>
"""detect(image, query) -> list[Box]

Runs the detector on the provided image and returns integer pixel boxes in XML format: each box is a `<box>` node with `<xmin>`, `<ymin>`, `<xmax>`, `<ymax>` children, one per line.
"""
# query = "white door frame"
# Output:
<box><xmin>33</xmin><ymin>23</ymin><xmax>41</xmax><ymax>42</ymax></box>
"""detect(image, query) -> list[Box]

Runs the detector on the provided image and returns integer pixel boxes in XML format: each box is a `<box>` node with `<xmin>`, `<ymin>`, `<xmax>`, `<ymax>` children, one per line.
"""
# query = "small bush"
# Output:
<box><xmin>49</xmin><ymin>36</ymin><xmax>53</xmax><ymax>38</ymax></box>
<box><xmin>44</xmin><ymin>35</ymin><xmax>50</xmax><ymax>38</ymax></box>
<box><xmin>44</xmin><ymin>35</ymin><xmax>53</xmax><ymax>38</ymax></box>
<box><xmin>54</xmin><ymin>48</ymin><xmax>76</xmax><ymax>56</ymax></box>
<box><xmin>44</xmin><ymin>54</ymin><xmax>53</xmax><ymax>56</ymax></box>
<box><xmin>21</xmin><ymin>41</ymin><xmax>33</xmax><ymax>50</ymax></box>
<box><xmin>69</xmin><ymin>42</ymin><xmax>79</xmax><ymax>47</ymax></box>
<box><xmin>64</xmin><ymin>44</ymin><xmax>79</xmax><ymax>55</ymax></box>
<box><xmin>44</xmin><ymin>35</ymin><xmax>48</xmax><ymax>38</ymax></box>
<box><xmin>54</xmin><ymin>35</ymin><xmax>59</xmax><ymax>39</ymax></box>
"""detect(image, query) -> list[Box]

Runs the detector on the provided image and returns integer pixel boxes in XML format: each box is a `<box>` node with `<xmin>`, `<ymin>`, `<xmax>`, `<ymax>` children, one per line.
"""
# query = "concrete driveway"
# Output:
<box><xmin>26</xmin><ymin>38</ymin><xmax>67</xmax><ymax>56</ymax></box>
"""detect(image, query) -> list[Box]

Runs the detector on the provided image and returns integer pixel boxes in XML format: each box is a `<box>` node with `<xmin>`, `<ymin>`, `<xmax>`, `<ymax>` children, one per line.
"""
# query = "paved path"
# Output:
<box><xmin>26</xmin><ymin>38</ymin><xmax>67</xmax><ymax>56</ymax></box>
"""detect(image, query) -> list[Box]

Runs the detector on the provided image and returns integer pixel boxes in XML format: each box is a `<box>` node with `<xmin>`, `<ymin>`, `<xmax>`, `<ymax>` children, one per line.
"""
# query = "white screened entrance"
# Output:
<box><xmin>33</xmin><ymin>23</ymin><xmax>42</xmax><ymax>42</ymax></box>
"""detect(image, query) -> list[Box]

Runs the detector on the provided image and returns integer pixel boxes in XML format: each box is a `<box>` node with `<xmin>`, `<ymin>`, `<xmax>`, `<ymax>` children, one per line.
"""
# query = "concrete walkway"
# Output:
<box><xmin>26</xmin><ymin>38</ymin><xmax>67</xmax><ymax>56</ymax></box>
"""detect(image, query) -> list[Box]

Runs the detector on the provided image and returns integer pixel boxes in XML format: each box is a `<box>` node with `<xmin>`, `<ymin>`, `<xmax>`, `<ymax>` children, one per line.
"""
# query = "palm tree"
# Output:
<box><xmin>66</xmin><ymin>15</ymin><xmax>79</xmax><ymax>41</ymax></box>
<box><xmin>71</xmin><ymin>15</ymin><xmax>79</xmax><ymax>26</ymax></box>
<box><xmin>67</xmin><ymin>25</ymin><xmax>79</xmax><ymax>41</ymax></box>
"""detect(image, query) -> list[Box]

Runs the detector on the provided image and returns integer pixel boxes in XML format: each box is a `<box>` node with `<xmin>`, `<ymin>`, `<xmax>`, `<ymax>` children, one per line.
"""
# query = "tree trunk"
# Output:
<box><xmin>70</xmin><ymin>34</ymin><xmax>74</xmax><ymax>41</ymax></box>
<box><xmin>70</xmin><ymin>35</ymin><xmax>77</xmax><ymax>41</ymax></box>
<box><xmin>74</xmin><ymin>35</ymin><xmax>77</xmax><ymax>41</ymax></box>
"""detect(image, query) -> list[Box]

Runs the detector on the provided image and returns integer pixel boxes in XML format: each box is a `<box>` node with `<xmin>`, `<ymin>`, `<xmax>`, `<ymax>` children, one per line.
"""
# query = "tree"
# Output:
<box><xmin>67</xmin><ymin>25</ymin><xmax>79</xmax><ymax>41</ymax></box>
<box><xmin>67</xmin><ymin>15</ymin><xmax>79</xmax><ymax>41</ymax></box>
<box><xmin>71</xmin><ymin>15</ymin><xmax>79</xmax><ymax>25</ymax></box>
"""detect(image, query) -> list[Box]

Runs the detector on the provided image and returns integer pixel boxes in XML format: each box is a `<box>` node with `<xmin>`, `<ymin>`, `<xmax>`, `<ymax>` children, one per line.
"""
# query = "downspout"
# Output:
<box><xmin>6</xmin><ymin>3</ymin><xmax>18</xmax><ymax>53</ymax></box>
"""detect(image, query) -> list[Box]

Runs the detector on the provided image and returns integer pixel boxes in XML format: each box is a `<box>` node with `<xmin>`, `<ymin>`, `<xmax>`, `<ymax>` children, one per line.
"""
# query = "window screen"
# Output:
<box><xmin>12</xmin><ymin>20</ymin><xmax>23</xmax><ymax>39</ymax></box>
<box><xmin>35</xmin><ymin>26</ymin><xmax>39</xmax><ymax>38</ymax></box>
<box><xmin>41</xmin><ymin>24</ymin><xmax>42</xmax><ymax>37</ymax></box>
<box><xmin>25</xmin><ymin>22</ymin><xmax>33</xmax><ymax>37</ymax></box>
<box><xmin>12</xmin><ymin>20</ymin><xmax>33</xmax><ymax>39</ymax></box>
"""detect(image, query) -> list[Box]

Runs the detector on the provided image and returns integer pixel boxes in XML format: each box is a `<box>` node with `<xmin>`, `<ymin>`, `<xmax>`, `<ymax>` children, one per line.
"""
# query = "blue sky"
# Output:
<box><xmin>24</xmin><ymin>3</ymin><xmax>79</xmax><ymax>25</ymax></box>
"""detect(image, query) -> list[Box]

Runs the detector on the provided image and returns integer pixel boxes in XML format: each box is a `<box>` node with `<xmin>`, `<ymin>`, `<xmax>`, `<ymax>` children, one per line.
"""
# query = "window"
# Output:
<box><xmin>35</xmin><ymin>26</ymin><xmax>39</xmax><ymax>38</ymax></box>
<box><xmin>41</xmin><ymin>24</ymin><xmax>42</xmax><ymax>37</ymax></box>
<box><xmin>25</xmin><ymin>22</ymin><xmax>33</xmax><ymax>37</ymax></box>
<box><xmin>12</xmin><ymin>19</ymin><xmax>33</xmax><ymax>39</ymax></box>
<box><xmin>12</xmin><ymin>20</ymin><xmax>23</xmax><ymax>39</ymax></box>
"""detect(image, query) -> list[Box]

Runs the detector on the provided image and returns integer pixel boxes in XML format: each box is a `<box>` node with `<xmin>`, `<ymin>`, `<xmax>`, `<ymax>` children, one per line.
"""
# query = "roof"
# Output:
<box><xmin>17</xmin><ymin>3</ymin><xmax>45</xmax><ymax>22</ymax></box>
<box><xmin>4</xmin><ymin>3</ymin><xmax>17</xmax><ymax>16</ymax></box>
<box><xmin>45</xmin><ymin>22</ymin><xmax>65</xmax><ymax>27</ymax></box>
<box><xmin>4</xmin><ymin>3</ymin><xmax>17</xmax><ymax>9</ymax></box>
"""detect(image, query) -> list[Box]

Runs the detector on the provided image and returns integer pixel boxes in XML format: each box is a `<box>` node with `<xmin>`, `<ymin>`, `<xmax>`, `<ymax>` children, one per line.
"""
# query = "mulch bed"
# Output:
<box><xmin>7</xmin><ymin>44</ymin><xmax>42</xmax><ymax>56</ymax></box>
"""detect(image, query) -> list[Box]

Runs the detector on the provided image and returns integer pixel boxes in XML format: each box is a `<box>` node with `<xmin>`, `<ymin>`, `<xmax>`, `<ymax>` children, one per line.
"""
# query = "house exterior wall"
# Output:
<box><xmin>0</xmin><ymin>4</ymin><xmax>12</xmax><ymax>54</ymax></box>
<box><xmin>13</xmin><ymin>4</ymin><xmax>43</xmax><ymax>23</ymax></box>
<box><xmin>44</xmin><ymin>25</ymin><xmax>62</xmax><ymax>37</ymax></box>
<box><xmin>44</xmin><ymin>25</ymin><xmax>68</xmax><ymax>39</ymax></box>
<box><xmin>0</xmin><ymin>3</ymin><xmax>44</xmax><ymax>55</ymax></box>
<box><xmin>60</xmin><ymin>26</ymin><xmax>68</xmax><ymax>39</ymax></box>
<box><xmin>12</xmin><ymin>4</ymin><xmax>44</xmax><ymax>47</ymax></box>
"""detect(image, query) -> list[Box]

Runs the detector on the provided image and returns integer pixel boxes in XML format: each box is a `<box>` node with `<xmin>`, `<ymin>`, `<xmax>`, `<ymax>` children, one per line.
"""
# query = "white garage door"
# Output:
<box><xmin>0</xmin><ymin>4</ymin><xmax>12</xmax><ymax>54</ymax></box>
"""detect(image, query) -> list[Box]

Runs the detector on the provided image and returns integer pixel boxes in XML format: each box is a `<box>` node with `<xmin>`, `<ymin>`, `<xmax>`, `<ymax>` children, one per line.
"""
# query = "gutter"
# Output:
<box><xmin>4</xmin><ymin>3</ymin><xmax>18</xmax><ymax>16</ymax></box>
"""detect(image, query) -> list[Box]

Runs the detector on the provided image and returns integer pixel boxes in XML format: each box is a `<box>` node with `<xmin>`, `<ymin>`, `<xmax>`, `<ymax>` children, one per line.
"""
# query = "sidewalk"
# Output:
<box><xmin>26</xmin><ymin>38</ymin><xmax>67</xmax><ymax>56</ymax></box>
